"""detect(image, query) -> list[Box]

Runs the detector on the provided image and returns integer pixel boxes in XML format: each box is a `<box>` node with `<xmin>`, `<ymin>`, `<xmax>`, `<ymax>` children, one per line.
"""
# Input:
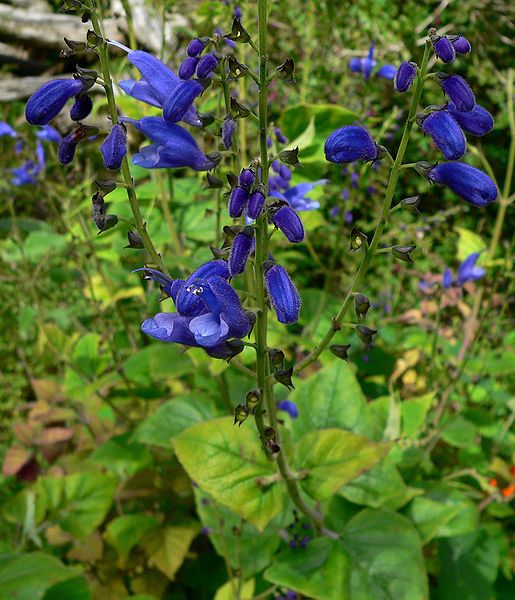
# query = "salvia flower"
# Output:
<box><xmin>277</xmin><ymin>400</ymin><xmax>299</xmax><ymax>419</ymax></box>
<box><xmin>222</xmin><ymin>117</ymin><xmax>237</xmax><ymax>149</ymax></box>
<box><xmin>443</xmin><ymin>268</ymin><xmax>453</xmax><ymax>289</ymax></box>
<box><xmin>270</xmin><ymin>205</ymin><xmax>305</xmax><ymax>243</ymax></box>
<box><xmin>187</xmin><ymin>37</ymin><xmax>207</xmax><ymax>57</ymax></box>
<box><xmin>247</xmin><ymin>190</ymin><xmax>265</xmax><ymax>219</ymax></box>
<box><xmin>325</xmin><ymin>126</ymin><xmax>379</xmax><ymax>164</ymax></box>
<box><xmin>228</xmin><ymin>226</ymin><xmax>254</xmax><ymax>275</ymax></box>
<box><xmin>26</xmin><ymin>78</ymin><xmax>85</xmax><ymax>125</ymax></box>
<box><xmin>270</xmin><ymin>179</ymin><xmax>327</xmax><ymax>212</ymax></box>
<box><xmin>0</xmin><ymin>122</ymin><xmax>17</xmax><ymax>137</ymax></box>
<box><xmin>124</xmin><ymin>116</ymin><xmax>219</xmax><ymax>170</ymax></box>
<box><xmin>196</xmin><ymin>52</ymin><xmax>220</xmax><ymax>79</ymax></box>
<box><xmin>239</xmin><ymin>168</ymin><xmax>255</xmax><ymax>188</ymax></box>
<box><xmin>274</xmin><ymin>127</ymin><xmax>288</xmax><ymax>144</ymax></box>
<box><xmin>446</xmin><ymin>102</ymin><xmax>494</xmax><ymax>137</ymax></box>
<box><xmin>265</xmin><ymin>262</ymin><xmax>301</xmax><ymax>324</ymax></box>
<box><xmin>111</xmin><ymin>41</ymin><xmax>202</xmax><ymax>127</ymax></box>
<box><xmin>394</xmin><ymin>61</ymin><xmax>417</xmax><ymax>93</ymax></box>
<box><xmin>438</xmin><ymin>74</ymin><xmax>475</xmax><ymax>112</ymax></box>
<box><xmin>349</xmin><ymin>42</ymin><xmax>376</xmax><ymax>81</ymax></box>
<box><xmin>178</xmin><ymin>56</ymin><xmax>199</xmax><ymax>80</ymax></box>
<box><xmin>228</xmin><ymin>185</ymin><xmax>249</xmax><ymax>217</ymax></box>
<box><xmin>450</xmin><ymin>35</ymin><xmax>471</xmax><ymax>55</ymax></box>
<box><xmin>100</xmin><ymin>124</ymin><xmax>127</xmax><ymax>170</ymax></box>
<box><xmin>376</xmin><ymin>64</ymin><xmax>397</xmax><ymax>80</ymax></box>
<box><xmin>456</xmin><ymin>252</ymin><xmax>485</xmax><ymax>286</ymax></box>
<box><xmin>70</xmin><ymin>94</ymin><xmax>93</xmax><ymax>121</ymax></box>
<box><xmin>36</xmin><ymin>124</ymin><xmax>62</xmax><ymax>143</ymax></box>
<box><xmin>163</xmin><ymin>80</ymin><xmax>204</xmax><ymax>122</ymax></box>
<box><xmin>433</xmin><ymin>36</ymin><xmax>456</xmax><ymax>63</ymax></box>
<box><xmin>58</xmin><ymin>125</ymin><xmax>89</xmax><ymax>165</ymax></box>
<box><xmin>425</xmin><ymin>162</ymin><xmax>497</xmax><ymax>207</ymax></box>
<box><xmin>419</xmin><ymin>110</ymin><xmax>466</xmax><ymax>160</ymax></box>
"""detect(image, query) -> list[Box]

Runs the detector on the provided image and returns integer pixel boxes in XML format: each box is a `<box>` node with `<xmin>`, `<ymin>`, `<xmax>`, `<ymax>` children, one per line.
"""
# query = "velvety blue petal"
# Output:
<box><xmin>394</xmin><ymin>61</ymin><xmax>417</xmax><ymax>92</ymax></box>
<box><xmin>163</xmin><ymin>80</ymin><xmax>203</xmax><ymax>123</ymax></box>
<box><xmin>428</xmin><ymin>162</ymin><xmax>497</xmax><ymax>207</ymax></box>
<box><xmin>228</xmin><ymin>186</ymin><xmax>249</xmax><ymax>217</ymax></box>
<box><xmin>26</xmin><ymin>79</ymin><xmax>84</xmax><ymax>125</ymax></box>
<box><xmin>228</xmin><ymin>229</ymin><xmax>254</xmax><ymax>275</ymax></box>
<box><xmin>443</xmin><ymin>268</ymin><xmax>453</xmax><ymax>288</ymax></box>
<box><xmin>118</xmin><ymin>79</ymin><xmax>163</xmax><ymax>108</ymax></box>
<box><xmin>265</xmin><ymin>263</ymin><xmax>301</xmax><ymax>324</ymax></box>
<box><xmin>271</xmin><ymin>206</ymin><xmax>305</xmax><ymax>243</ymax></box>
<box><xmin>142</xmin><ymin>312</ymin><xmax>198</xmax><ymax>345</ymax></box>
<box><xmin>189</xmin><ymin>313</ymin><xmax>228</xmax><ymax>347</ymax></box>
<box><xmin>0</xmin><ymin>121</ymin><xmax>17</xmax><ymax>137</ymax></box>
<box><xmin>247</xmin><ymin>190</ymin><xmax>265</xmax><ymax>219</ymax></box>
<box><xmin>179</xmin><ymin>56</ymin><xmax>199</xmax><ymax>80</ymax></box>
<box><xmin>349</xmin><ymin>58</ymin><xmax>362</xmax><ymax>73</ymax></box>
<box><xmin>433</xmin><ymin>36</ymin><xmax>456</xmax><ymax>63</ymax></box>
<box><xmin>446</xmin><ymin>102</ymin><xmax>494</xmax><ymax>137</ymax></box>
<box><xmin>101</xmin><ymin>124</ymin><xmax>127</xmax><ymax>170</ymax></box>
<box><xmin>421</xmin><ymin>111</ymin><xmax>466</xmax><ymax>160</ymax></box>
<box><xmin>439</xmin><ymin>75</ymin><xmax>475</xmax><ymax>112</ymax></box>
<box><xmin>451</xmin><ymin>35</ymin><xmax>471</xmax><ymax>55</ymax></box>
<box><xmin>325</xmin><ymin>126</ymin><xmax>378</xmax><ymax>164</ymax></box>
<box><xmin>127</xmin><ymin>50</ymin><xmax>180</xmax><ymax>104</ymax></box>
<box><xmin>277</xmin><ymin>400</ymin><xmax>299</xmax><ymax>418</ymax></box>
<box><xmin>376</xmin><ymin>64</ymin><xmax>397</xmax><ymax>80</ymax></box>
<box><xmin>70</xmin><ymin>94</ymin><xmax>93</xmax><ymax>121</ymax></box>
<box><xmin>36</xmin><ymin>124</ymin><xmax>62</xmax><ymax>143</ymax></box>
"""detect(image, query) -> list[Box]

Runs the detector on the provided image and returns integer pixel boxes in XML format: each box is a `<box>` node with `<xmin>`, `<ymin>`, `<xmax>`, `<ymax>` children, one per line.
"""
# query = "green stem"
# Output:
<box><xmin>294</xmin><ymin>39</ymin><xmax>433</xmax><ymax>374</ymax></box>
<box><xmin>87</xmin><ymin>2</ymin><xmax>170</xmax><ymax>276</ymax></box>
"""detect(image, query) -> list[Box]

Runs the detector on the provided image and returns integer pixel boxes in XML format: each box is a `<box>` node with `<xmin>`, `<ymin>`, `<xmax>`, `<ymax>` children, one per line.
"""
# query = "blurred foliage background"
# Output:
<box><xmin>0</xmin><ymin>0</ymin><xmax>513</xmax><ymax>599</ymax></box>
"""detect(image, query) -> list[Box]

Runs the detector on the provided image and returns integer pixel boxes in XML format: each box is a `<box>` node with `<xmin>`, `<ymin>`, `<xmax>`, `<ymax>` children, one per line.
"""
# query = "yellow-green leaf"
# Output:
<box><xmin>141</xmin><ymin>525</ymin><xmax>197</xmax><ymax>580</ymax></box>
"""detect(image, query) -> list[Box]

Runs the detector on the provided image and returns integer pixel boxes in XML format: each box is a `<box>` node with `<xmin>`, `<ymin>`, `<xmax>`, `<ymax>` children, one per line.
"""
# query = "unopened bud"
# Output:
<box><xmin>245</xmin><ymin>388</ymin><xmax>261</xmax><ymax>411</ymax></box>
<box><xmin>356</xmin><ymin>325</ymin><xmax>377</xmax><ymax>348</ymax></box>
<box><xmin>330</xmin><ymin>344</ymin><xmax>351</xmax><ymax>361</ymax></box>
<box><xmin>268</xmin><ymin>348</ymin><xmax>285</xmax><ymax>368</ymax></box>
<box><xmin>125</xmin><ymin>231</ymin><xmax>144</xmax><ymax>249</ymax></box>
<box><xmin>349</xmin><ymin>227</ymin><xmax>368</xmax><ymax>252</ymax></box>
<box><xmin>274</xmin><ymin>367</ymin><xmax>295</xmax><ymax>391</ymax></box>
<box><xmin>401</xmin><ymin>195</ymin><xmax>421</xmax><ymax>212</ymax></box>
<box><xmin>234</xmin><ymin>404</ymin><xmax>249</xmax><ymax>426</ymax></box>
<box><xmin>354</xmin><ymin>293</ymin><xmax>371</xmax><ymax>320</ymax></box>
<box><xmin>392</xmin><ymin>245</ymin><xmax>416</xmax><ymax>263</ymax></box>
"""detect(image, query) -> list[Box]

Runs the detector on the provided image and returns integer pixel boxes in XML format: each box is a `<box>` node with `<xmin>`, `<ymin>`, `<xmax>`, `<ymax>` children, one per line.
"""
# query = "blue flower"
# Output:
<box><xmin>376</xmin><ymin>64</ymin><xmax>397</xmax><ymax>80</ymax></box>
<box><xmin>179</xmin><ymin>56</ymin><xmax>199</xmax><ymax>80</ymax></box>
<box><xmin>36</xmin><ymin>125</ymin><xmax>62</xmax><ymax>143</ymax></box>
<box><xmin>26</xmin><ymin>78</ymin><xmax>85</xmax><ymax>125</ymax></box>
<box><xmin>442</xmin><ymin>268</ymin><xmax>453</xmax><ymax>289</ymax></box>
<box><xmin>187</xmin><ymin>38</ymin><xmax>207</xmax><ymax>57</ymax></box>
<box><xmin>394</xmin><ymin>61</ymin><xmax>417</xmax><ymax>93</ymax></box>
<box><xmin>222</xmin><ymin>117</ymin><xmax>237</xmax><ymax>149</ymax></box>
<box><xmin>123</xmin><ymin>116</ymin><xmax>219</xmax><ymax>170</ymax></box>
<box><xmin>163</xmin><ymin>80</ymin><xmax>204</xmax><ymax>123</ymax></box>
<box><xmin>433</xmin><ymin>36</ymin><xmax>456</xmax><ymax>63</ymax></box>
<box><xmin>196</xmin><ymin>52</ymin><xmax>220</xmax><ymax>79</ymax></box>
<box><xmin>349</xmin><ymin>42</ymin><xmax>396</xmax><ymax>81</ymax></box>
<box><xmin>70</xmin><ymin>94</ymin><xmax>93</xmax><ymax>121</ymax></box>
<box><xmin>277</xmin><ymin>400</ymin><xmax>299</xmax><ymax>419</ymax></box>
<box><xmin>426</xmin><ymin>162</ymin><xmax>497</xmax><ymax>207</ymax></box>
<box><xmin>110</xmin><ymin>41</ymin><xmax>202</xmax><ymax>127</ymax></box>
<box><xmin>450</xmin><ymin>35</ymin><xmax>471</xmax><ymax>55</ymax></box>
<box><xmin>11</xmin><ymin>160</ymin><xmax>40</xmax><ymax>186</ymax></box>
<box><xmin>228</xmin><ymin>185</ymin><xmax>249</xmax><ymax>217</ymax></box>
<box><xmin>247</xmin><ymin>190</ymin><xmax>265</xmax><ymax>219</ymax></box>
<box><xmin>228</xmin><ymin>226</ymin><xmax>254</xmax><ymax>275</ymax></box>
<box><xmin>443</xmin><ymin>253</ymin><xmax>485</xmax><ymax>288</ymax></box>
<box><xmin>265</xmin><ymin>262</ymin><xmax>301</xmax><ymax>324</ymax></box>
<box><xmin>140</xmin><ymin>260</ymin><xmax>251</xmax><ymax>351</ymax></box>
<box><xmin>438</xmin><ymin>74</ymin><xmax>475</xmax><ymax>112</ymax></box>
<box><xmin>101</xmin><ymin>124</ymin><xmax>127</xmax><ymax>170</ymax></box>
<box><xmin>270</xmin><ymin>205</ymin><xmax>305</xmax><ymax>243</ymax></box>
<box><xmin>0</xmin><ymin>122</ymin><xmax>17</xmax><ymax>137</ymax></box>
<box><xmin>446</xmin><ymin>102</ymin><xmax>494</xmax><ymax>137</ymax></box>
<box><xmin>325</xmin><ymin>126</ymin><xmax>379</xmax><ymax>164</ymax></box>
<box><xmin>239</xmin><ymin>168</ymin><xmax>255</xmax><ymax>189</ymax></box>
<box><xmin>419</xmin><ymin>110</ymin><xmax>466</xmax><ymax>160</ymax></box>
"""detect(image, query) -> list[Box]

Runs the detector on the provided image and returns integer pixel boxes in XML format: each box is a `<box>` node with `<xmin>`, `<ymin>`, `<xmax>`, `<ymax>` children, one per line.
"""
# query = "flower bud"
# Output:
<box><xmin>401</xmin><ymin>195</ymin><xmax>421</xmax><ymax>212</ymax></box>
<box><xmin>349</xmin><ymin>227</ymin><xmax>368</xmax><ymax>252</ymax></box>
<box><xmin>228</xmin><ymin>185</ymin><xmax>249</xmax><ymax>217</ymax></box>
<box><xmin>324</xmin><ymin>126</ymin><xmax>379</xmax><ymax>164</ymax></box>
<box><xmin>238</xmin><ymin>168</ymin><xmax>255</xmax><ymax>189</ymax></box>
<box><xmin>330</xmin><ymin>344</ymin><xmax>351</xmax><ymax>361</ymax></box>
<box><xmin>228</xmin><ymin>226</ymin><xmax>254</xmax><ymax>275</ymax></box>
<box><xmin>354</xmin><ymin>293</ymin><xmax>371</xmax><ymax>320</ymax></box>
<box><xmin>57</xmin><ymin>124</ymin><xmax>90</xmax><ymax>164</ymax></box>
<box><xmin>425</xmin><ymin>162</ymin><xmax>497</xmax><ymax>207</ymax></box>
<box><xmin>356</xmin><ymin>325</ymin><xmax>377</xmax><ymax>348</ymax></box>
<box><xmin>25</xmin><ymin>78</ymin><xmax>85</xmax><ymax>125</ymax></box>
<box><xmin>419</xmin><ymin>110</ymin><xmax>466</xmax><ymax>160</ymax></box>
<box><xmin>446</xmin><ymin>102</ymin><xmax>494</xmax><ymax>137</ymax></box>
<box><xmin>433</xmin><ymin>36</ymin><xmax>456</xmax><ymax>63</ymax></box>
<box><xmin>274</xmin><ymin>367</ymin><xmax>295</xmax><ymax>391</ymax></box>
<box><xmin>245</xmin><ymin>388</ymin><xmax>261</xmax><ymax>411</ymax></box>
<box><xmin>234</xmin><ymin>403</ymin><xmax>249</xmax><ymax>426</ymax></box>
<box><xmin>274</xmin><ymin>127</ymin><xmax>288</xmax><ymax>144</ymax></box>
<box><xmin>392</xmin><ymin>245</ymin><xmax>416</xmax><ymax>263</ymax></box>
<box><xmin>222</xmin><ymin>117</ymin><xmax>237</xmax><ymax>149</ymax></box>
<box><xmin>437</xmin><ymin>74</ymin><xmax>475</xmax><ymax>112</ymax></box>
<box><xmin>163</xmin><ymin>80</ymin><xmax>204</xmax><ymax>122</ymax></box>
<box><xmin>205</xmin><ymin>173</ymin><xmax>224</xmax><ymax>188</ymax></box>
<box><xmin>277</xmin><ymin>400</ymin><xmax>299</xmax><ymax>419</ymax></box>
<box><xmin>125</xmin><ymin>230</ymin><xmax>144</xmax><ymax>248</ymax></box>
<box><xmin>206</xmin><ymin>339</ymin><xmax>245</xmax><ymax>361</ymax></box>
<box><xmin>196</xmin><ymin>52</ymin><xmax>220</xmax><ymax>79</ymax></box>
<box><xmin>449</xmin><ymin>35</ymin><xmax>471</xmax><ymax>55</ymax></box>
<box><xmin>187</xmin><ymin>37</ymin><xmax>207</xmax><ymax>57</ymax></box>
<box><xmin>270</xmin><ymin>205</ymin><xmax>305</xmax><ymax>243</ymax></box>
<box><xmin>265</xmin><ymin>263</ymin><xmax>301</xmax><ymax>324</ymax></box>
<box><xmin>70</xmin><ymin>94</ymin><xmax>93</xmax><ymax>121</ymax></box>
<box><xmin>393</xmin><ymin>61</ymin><xmax>417</xmax><ymax>93</ymax></box>
<box><xmin>247</xmin><ymin>190</ymin><xmax>265</xmax><ymax>219</ymax></box>
<box><xmin>227</xmin><ymin>55</ymin><xmax>249</xmax><ymax>79</ymax></box>
<box><xmin>100</xmin><ymin>124</ymin><xmax>127</xmax><ymax>170</ymax></box>
<box><xmin>179</xmin><ymin>56</ymin><xmax>199</xmax><ymax>79</ymax></box>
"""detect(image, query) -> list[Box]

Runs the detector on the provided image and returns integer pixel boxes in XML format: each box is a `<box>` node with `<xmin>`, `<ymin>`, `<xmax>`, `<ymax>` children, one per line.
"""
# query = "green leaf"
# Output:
<box><xmin>437</xmin><ymin>529</ymin><xmax>499</xmax><ymax>600</ymax></box>
<box><xmin>342</xmin><ymin>509</ymin><xmax>428</xmax><ymax>600</ymax></box>
<box><xmin>456</xmin><ymin>227</ymin><xmax>486</xmax><ymax>264</ymax></box>
<box><xmin>133</xmin><ymin>395</ymin><xmax>216</xmax><ymax>448</ymax></box>
<box><xmin>123</xmin><ymin>344</ymin><xmax>194</xmax><ymax>385</ymax></box>
<box><xmin>291</xmin><ymin>361</ymin><xmax>368</xmax><ymax>439</ymax></box>
<box><xmin>194</xmin><ymin>487</ymin><xmax>282</xmax><ymax>576</ymax></box>
<box><xmin>72</xmin><ymin>333</ymin><xmax>105</xmax><ymax>378</ymax></box>
<box><xmin>0</xmin><ymin>553</ymin><xmax>83</xmax><ymax>600</ymax></box>
<box><xmin>340</xmin><ymin>457</ymin><xmax>422</xmax><ymax>510</ymax></box>
<box><xmin>0</xmin><ymin>231</ymin><xmax>68</xmax><ymax>264</ymax></box>
<box><xmin>105</xmin><ymin>514</ymin><xmax>160</xmax><ymax>558</ymax></box>
<box><xmin>38</xmin><ymin>473</ymin><xmax>117</xmax><ymax>539</ymax></box>
<box><xmin>214</xmin><ymin>578</ymin><xmax>255</xmax><ymax>600</ymax></box>
<box><xmin>440</xmin><ymin>415</ymin><xmax>479</xmax><ymax>448</ymax></box>
<box><xmin>401</xmin><ymin>393</ymin><xmax>434</xmax><ymax>437</ymax></box>
<box><xmin>172</xmin><ymin>417</ymin><xmax>286</xmax><ymax>531</ymax></box>
<box><xmin>43</xmin><ymin>577</ymin><xmax>91</xmax><ymax>600</ymax></box>
<box><xmin>288</xmin><ymin>116</ymin><xmax>316</xmax><ymax>150</ymax></box>
<box><xmin>295</xmin><ymin>429</ymin><xmax>391</xmax><ymax>501</ymax></box>
<box><xmin>90</xmin><ymin>433</ymin><xmax>153</xmax><ymax>477</ymax></box>
<box><xmin>140</xmin><ymin>525</ymin><xmax>197</xmax><ymax>580</ymax></box>
<box><xmin>404</xmin><ymin>496</ymin><xmax>461</xmax><ymax>544</ymax></box>
<box><xmin>264</xmin><ymin>538</ymin><xmax>351</xmax><ymax>600</ymax></box>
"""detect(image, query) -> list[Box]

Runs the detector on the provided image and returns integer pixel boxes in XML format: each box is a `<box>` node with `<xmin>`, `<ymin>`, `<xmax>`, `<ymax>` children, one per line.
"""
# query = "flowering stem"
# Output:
<box><xmin>86</xmin><ymin>2</ymin><xmax>170</xmax><ymax>276</ymax></box>
<box><xmin>295</xmin><ymin>39</ymin><xmax>433</xmax><ymax>374</ymax></box>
